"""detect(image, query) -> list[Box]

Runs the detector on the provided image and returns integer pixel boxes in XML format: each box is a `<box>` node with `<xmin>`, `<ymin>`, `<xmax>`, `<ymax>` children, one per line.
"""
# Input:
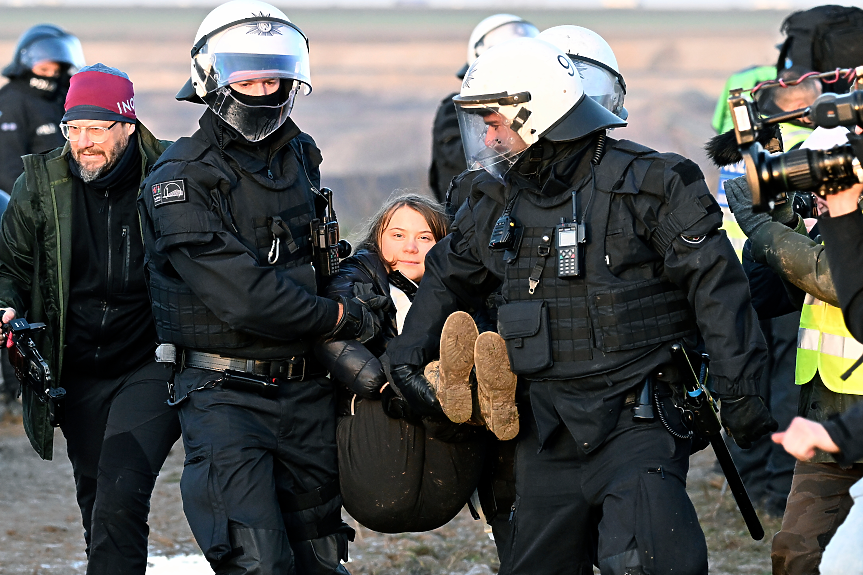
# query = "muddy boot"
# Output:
<box><xmin>431</xmin><ymin>311</ymin><xmax>479</xmax><ymax>423</ymax></box>
<box><xmin>474</xmin><ymin>331</ymin><xmax>519</xmax><ymax>441</ymax></box>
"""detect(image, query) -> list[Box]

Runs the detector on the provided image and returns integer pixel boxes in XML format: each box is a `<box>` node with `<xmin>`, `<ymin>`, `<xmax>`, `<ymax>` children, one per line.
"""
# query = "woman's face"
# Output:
<box><xmin>379</xmin><ymin>206</ymin><xmax>437</xmax><ymax>283</ymax></box>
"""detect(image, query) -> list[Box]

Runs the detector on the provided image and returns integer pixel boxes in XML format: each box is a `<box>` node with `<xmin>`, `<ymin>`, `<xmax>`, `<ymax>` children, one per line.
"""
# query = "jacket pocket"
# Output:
<box><xmin>497</xmin><ymin>301</ymin><xmax>552</xmax><ymax>375</ymax></box>
<box><xmin>181</xmin><ymin>446</ymin><xmax>232</xmax><ymax>564</ymax></box>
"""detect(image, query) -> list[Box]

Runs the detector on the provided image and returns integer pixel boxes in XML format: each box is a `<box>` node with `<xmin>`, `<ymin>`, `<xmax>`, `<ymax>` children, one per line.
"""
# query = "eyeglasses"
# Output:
<box><xmin>60</xmin><ymin>121</ymin><xmax>119</xmax><ymax>144</ymax></box>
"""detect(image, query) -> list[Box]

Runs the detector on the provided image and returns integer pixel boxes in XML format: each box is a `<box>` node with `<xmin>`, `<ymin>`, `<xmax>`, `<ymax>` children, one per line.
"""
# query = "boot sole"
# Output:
<box><xmin>438</xmin><ymin>311</ymin><xmax>478</xmax><ymax>423</ymax></box>
<box><xmin>475</xmin><ymin>332</ymin><xmax>519</xmax><ymax>441</ymax></box>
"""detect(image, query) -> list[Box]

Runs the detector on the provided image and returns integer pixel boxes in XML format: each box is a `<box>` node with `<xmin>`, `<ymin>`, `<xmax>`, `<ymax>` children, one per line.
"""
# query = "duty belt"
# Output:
<box><xmin>182</xmin><ymin>349</ymin><xmax>325</xmax><ymax>382</ymax></box>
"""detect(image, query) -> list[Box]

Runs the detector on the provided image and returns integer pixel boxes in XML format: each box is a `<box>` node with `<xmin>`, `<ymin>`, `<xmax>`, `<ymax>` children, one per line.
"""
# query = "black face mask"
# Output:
<box><xmin>22</xmin><ymin>70</ymin><xmax>60</xmax><ymax>98</ymax></box>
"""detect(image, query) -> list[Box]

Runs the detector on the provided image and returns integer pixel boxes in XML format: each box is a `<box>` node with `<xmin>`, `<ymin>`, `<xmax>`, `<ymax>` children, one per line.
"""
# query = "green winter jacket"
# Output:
<box><xmin>0</xmin><ymin>122</ymin><xmax>169</xmax><ymax>460</ymax></box>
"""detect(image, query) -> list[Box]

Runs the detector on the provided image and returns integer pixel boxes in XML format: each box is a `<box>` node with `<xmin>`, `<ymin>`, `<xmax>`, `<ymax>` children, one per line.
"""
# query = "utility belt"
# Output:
<box><xmin>156</xmin><ymin>344</ymin><xmax>327</xmax><ymax>403</ymax></box>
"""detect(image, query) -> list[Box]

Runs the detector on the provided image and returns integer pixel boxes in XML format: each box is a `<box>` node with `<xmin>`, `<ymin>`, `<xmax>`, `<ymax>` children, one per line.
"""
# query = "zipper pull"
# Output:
<box><xmin>267</xmin><ymin>169</ymin><xmax>274</xmax><ymax>180</ymax></box>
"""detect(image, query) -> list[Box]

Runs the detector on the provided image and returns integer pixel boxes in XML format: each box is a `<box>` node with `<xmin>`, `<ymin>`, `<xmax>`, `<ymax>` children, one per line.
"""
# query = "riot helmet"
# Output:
<box><xmin>457</xmin><ymin>14</ymin><xmax>539</xmax><ymax>79</ymax></box>
<box><xmin>453</xmin><ymin>37</ymin><xmax>626</xmax><ymax>184</ymax></box>
<box><xmin>178</xmin><ymin>0</ymin><xmax>311</xmax><ymax>142</ymax></box>
<box><xmin>2</xmin><ymin>24</ymin><xmax>85</xmax><ymax>79</ymax></box>
<box><xmin>538</xmin><ymin>25</ymin><xmax>627</xmax><ymax>120</ymax></box>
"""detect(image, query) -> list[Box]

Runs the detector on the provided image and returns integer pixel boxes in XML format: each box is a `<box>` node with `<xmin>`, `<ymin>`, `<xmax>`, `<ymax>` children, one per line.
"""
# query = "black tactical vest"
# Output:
<box><xmin>497</xmin><ymin>140</ymin><xmax>697</xmax><ymax>380</ymax></box>
<box><xmin>146</xmin><ymin>133</ymin><xmax>320</xmax><ymax>356</ymax></box>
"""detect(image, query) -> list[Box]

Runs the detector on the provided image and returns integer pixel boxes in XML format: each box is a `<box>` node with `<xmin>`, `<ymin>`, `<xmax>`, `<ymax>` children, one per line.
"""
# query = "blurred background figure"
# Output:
<box><xmin>428</xmin><ymin>13</ymin><xmax>538</xmax><ymax>206</ymax></box>
<box><xmin>0</xmin><ymin>23</ymin><xmax>85</xmax><ymax>419</ymax></box>
<box><xmin>538</xmin><ymin>25</ymin><xmax>627</xmax><ymax>121</ymax></box>
<box><xmin>0</xmin><ymin>24</ymin><xmax>85</xmax><ymax>195</ymax></box>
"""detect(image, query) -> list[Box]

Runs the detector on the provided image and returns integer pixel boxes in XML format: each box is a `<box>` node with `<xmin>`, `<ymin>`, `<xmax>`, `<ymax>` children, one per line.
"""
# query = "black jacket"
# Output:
<box><xmin>389</xmin><ymin>136</ymin><xmax>766</xmax><ymax>451</ymax></box>
<box><xmin>429</xmin><ymin>92</ymin><xmax>467</xmax><ymax>205</ymax></box>
<box><xmin>0</xmin><ymin>78</ymin><xmax>66</xmax><ymax>194</ymax></box>
<box><xmin>139</xmin><ymin>111</ymin><xmax>339</xmax><ymax>359</ymax></box>
<box><xmin>316</xmin><ymin>249</ymin><xmax>401</xmax><ymax>398</ymax></box>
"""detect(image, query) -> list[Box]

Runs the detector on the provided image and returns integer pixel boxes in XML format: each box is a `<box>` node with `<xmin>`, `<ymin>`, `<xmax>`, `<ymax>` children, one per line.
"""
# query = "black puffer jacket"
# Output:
<box><xmin>316</xmin><ymin>249</ymin><xmax>404</xmax><ymax>398</ymax></box>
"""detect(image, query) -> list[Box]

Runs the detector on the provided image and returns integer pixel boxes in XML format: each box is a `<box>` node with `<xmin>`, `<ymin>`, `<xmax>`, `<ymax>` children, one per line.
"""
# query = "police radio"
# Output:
<box><xmin>556</xmin><ymin>190</ymin><xmax>586</xmax><ymax>278</ymax></box>
<box><xmin>310</xmin><ymin>187</ymin><xmax>351</xmax><ymax>277</ymax></box>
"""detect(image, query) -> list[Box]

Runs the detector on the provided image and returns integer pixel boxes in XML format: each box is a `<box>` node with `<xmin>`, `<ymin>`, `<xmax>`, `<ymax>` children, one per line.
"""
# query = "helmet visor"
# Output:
<box><xmin>455</xmin><ymin>103</ymin><xmax>530</xmax><ymax>184</ymax></box>
<box><xmin>21</xmin><ymin>36</ymin><xmax>85</xmax><ymax>72</ymax></box>
<box><xmin>572</xmin><ymin>59</ymin><xmax>625</xmax><ymax>118</ymax></box>
<box><xmin>474</xmin><ymin>21</ymin><xmax>540</xmax><ymax>60</ymax></box>
<box><xmin>196</xmin><ymin>20</ymin><xmax>311</xmax><ymax>95</ymax></box>
<box><xmin>204</xmin><ymin>82</ymin><xmax>299</xmax><ymax>142</ymax></box>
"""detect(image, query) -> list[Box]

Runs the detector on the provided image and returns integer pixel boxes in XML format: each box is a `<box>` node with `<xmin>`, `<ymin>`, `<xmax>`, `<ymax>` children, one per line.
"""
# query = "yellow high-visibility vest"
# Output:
<box><xmin>796</xmin><ymin>292</ymin><xmax>863</xmax><ymax>394</ymax></box>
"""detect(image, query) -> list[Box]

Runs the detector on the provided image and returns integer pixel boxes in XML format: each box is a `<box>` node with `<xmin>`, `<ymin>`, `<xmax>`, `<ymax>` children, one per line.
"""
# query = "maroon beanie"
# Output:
<box><xmin>63</xmin><ymin>63</ymin><xmax>136</xmax><ymax>123</ymax></box>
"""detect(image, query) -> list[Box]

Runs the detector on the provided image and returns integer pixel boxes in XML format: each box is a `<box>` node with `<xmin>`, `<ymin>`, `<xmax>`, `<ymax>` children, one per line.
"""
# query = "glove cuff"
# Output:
<box><xmin>328</xmin><ymin>296</ymin><xmax>364</xmax><ymax>340</ymax></box>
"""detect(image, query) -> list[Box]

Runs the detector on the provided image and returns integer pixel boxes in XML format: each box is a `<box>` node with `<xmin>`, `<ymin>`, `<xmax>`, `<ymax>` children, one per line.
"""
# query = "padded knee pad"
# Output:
<box><xmin>217</xmin><ymin>525</ymin><xmax>293</xmax><ymax>575</ymax></box>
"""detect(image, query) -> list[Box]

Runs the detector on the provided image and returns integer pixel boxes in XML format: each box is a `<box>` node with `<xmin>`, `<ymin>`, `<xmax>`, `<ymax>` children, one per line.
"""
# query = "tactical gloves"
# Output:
<box><xmin>328</xmin><ymin>294</ymin><xmax>389</xmax><ymax>344</ymax></box>
<box><xmin>724</xmin><ymin>176</ymin><xmax>796</xmax><ymax>238</ymax></box>
<box><xmin>390</xmin><ymin>363</ymin><xmax>443</xmax><ymax>418</ymax></box>
<box><xmin>717</xmin><ymin>394</ymin><xmax>779</xmax><ymax>449</ymax></box>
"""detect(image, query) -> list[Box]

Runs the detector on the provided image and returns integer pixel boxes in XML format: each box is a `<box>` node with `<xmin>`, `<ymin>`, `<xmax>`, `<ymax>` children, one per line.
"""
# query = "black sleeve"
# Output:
<box><xmin>143</xmin><ymin>161</ymin><xmax>339</xmax><ymax>341</ymax></box>
<box><xmin>822</xmin><ymin>401</ymin><xmax>863</xmax><ymax>465</ymax></box>
<box><xmin>819</xmin><ymin>210</ymin><xmax>863</xmax><ymax>341</ymax></box>
<box><xmin>742</xmin><ymin>238</ymin><xmax>800</xmax><ymax>319</ymax></box>
<box><xmin>0</xmin><ymin>171</ymin><xmax>36</xmax><ymax>314</ymax></box>
<box><xmin>0</xmin><ymin>98</ymin><xmax>30</xmax><ymax>195</ymax></box>
<box><xmin>649</xmin><ymin>155</ymin><xmax>767</xmax><ymax>395</ymax></box>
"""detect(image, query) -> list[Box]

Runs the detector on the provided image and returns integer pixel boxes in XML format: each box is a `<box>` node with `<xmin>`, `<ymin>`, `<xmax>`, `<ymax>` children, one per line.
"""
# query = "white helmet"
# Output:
<box><xmin>457</xmin><ymin>14</ymin><xmax>539</xmax><ymax>79</ymax></box>
<box><xmin>454</xmin><ymin>37</ymin><xmax>626</xmax><ymax>184</ymax></box>
<box><xmin>177</xmin><ymin>0</ymin><xmax>311</xmax><ymax>142</ymax></box>
<box><xmin>539</xmin><ymin>25</ymin><xmax>627</xmax><ymax>120</ymax></box>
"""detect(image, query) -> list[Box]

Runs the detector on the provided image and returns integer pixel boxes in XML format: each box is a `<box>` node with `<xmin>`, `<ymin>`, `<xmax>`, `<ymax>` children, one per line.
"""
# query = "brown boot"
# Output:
<box><xmin>474</xmin><ymin>331</ymin><xmax>519</xmax><ymax>441</ymax></box>
<box><xmin>434</xmin><ymin>311</ymin><xmax>479</xmax><ymax>423</ymax></box>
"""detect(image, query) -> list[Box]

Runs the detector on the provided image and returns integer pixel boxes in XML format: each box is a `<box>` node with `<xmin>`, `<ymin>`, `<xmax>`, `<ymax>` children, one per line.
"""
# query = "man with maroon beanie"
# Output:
<box><xmin>0</xmin><ymin>63</ymin><xmax>180</xmax><ymax>574</ymax></box>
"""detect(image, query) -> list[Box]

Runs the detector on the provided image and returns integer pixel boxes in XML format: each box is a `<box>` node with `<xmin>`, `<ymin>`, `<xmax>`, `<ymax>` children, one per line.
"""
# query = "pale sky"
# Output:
<box><xmin>0</xmin><ymin>0</ymin><xmax>851</xmax><ymax>7</ymax></box>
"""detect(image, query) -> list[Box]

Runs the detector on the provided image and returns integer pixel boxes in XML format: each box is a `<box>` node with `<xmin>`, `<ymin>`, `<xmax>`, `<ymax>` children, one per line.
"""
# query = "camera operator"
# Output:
<box><xmin>725</xmin><ymin>125</ymin><xmax>863</xmax><ymax>575</ymax></box>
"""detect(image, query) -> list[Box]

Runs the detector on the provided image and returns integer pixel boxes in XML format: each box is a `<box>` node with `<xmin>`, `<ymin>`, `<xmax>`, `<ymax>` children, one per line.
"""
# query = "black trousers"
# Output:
<box><xmin>501</xmin><ymin>407</ymin><xmax>708</xmax><ymax>575</ymax></box>
<box><xmin>175</xmin><ymin>368</ymin><xmax>353</xmax><ymax>575</ymax></box>
<box><xmin>60</xmin><ymin>359</ymin><xmax>180</xmax><ymax>575</ymax></box>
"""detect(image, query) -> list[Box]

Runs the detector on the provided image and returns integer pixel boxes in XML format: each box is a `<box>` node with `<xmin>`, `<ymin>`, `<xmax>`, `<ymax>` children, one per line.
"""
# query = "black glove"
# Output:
<box><xmin>389</xmin><ymin>363</ymin><xmax>443</xmax><ymax>418</ymax></box>
<box><xmin>314</xmin><ymin>339</ymin><xmax>386</xmax><ymax>399</ymax></box>
<box><xmin>328</xmin><ymin>295</ymin><xmax>388</xmax><ymax>344</ymax></box>
<box><xmin>718</xmin><ymin>394</ymin><xmax>779</xmax><ymax>449</ymax></box>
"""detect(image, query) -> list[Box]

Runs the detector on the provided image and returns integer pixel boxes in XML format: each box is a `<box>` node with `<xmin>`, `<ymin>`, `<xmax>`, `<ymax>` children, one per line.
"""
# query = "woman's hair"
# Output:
<box><xmin>355</xmin><ymin>192</ymin><xmax>449</xmax><ymax>258</ymax></box>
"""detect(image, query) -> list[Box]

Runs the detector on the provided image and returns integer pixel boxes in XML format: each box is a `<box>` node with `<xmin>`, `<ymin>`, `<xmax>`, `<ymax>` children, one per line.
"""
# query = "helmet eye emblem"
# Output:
<box><xmin>245</xmin><ymin>16</ymin><xmax>283</xmax><ymax>36</ymax></box>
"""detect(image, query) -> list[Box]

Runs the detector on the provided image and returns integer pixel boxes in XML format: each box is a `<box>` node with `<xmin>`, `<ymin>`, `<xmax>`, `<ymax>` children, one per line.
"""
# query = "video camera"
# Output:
<box><xmin>728</xmin><ymin>68</ymin><xmax>863</xmax><ymax>212</ymax></box>
<box><xmin>2</xmin><ymin>318</ymin><xmax>65</xmax><ymax>427</ymax></box>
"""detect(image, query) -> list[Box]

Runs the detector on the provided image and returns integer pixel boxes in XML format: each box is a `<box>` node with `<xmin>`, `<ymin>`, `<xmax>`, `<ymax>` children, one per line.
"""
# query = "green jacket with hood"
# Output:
<box><xmin>0</xmin><ymin>122</ymin><xmax>169</xmax><ymax>460</ymax></box>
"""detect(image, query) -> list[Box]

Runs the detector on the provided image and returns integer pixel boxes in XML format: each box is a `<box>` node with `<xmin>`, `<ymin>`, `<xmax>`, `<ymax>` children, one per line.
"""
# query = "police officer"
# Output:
<box><xmin>138</xmin><ymin>2</ymin><xmax>380</xmax><ymax>573</ymax></box>
<box><xmin>0</xmin><ymin>24</ymin><xmax>84</xmax><ymax>195</ymax></box>
<box><xmin>429</xmin><ymin>14</ymin><xmax>538</xmax><ymax>205</ymax></box>
<box><xmin>388</xmin><ymin>37</ymin><xmax>776</xmax><ymax>574</ymax></box>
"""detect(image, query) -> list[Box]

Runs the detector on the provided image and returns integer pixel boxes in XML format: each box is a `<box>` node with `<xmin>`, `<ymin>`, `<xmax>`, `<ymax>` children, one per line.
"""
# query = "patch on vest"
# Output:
<box><xmin>152</xmin><ymin>179</ymin><xmax>187</xmax><ymax>207</ymax></box>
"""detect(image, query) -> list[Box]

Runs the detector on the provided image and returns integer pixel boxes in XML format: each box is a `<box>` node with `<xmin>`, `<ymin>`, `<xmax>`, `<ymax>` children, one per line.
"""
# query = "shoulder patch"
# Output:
<box><xmin>671</xmin><ymin>159</ymin><xmax>704</xmax><ymax>186</ymax></box>
<box><xmin>152</xmin><ymin>179</ymin><xmax>187</xmax><ymax>207</ymax></box>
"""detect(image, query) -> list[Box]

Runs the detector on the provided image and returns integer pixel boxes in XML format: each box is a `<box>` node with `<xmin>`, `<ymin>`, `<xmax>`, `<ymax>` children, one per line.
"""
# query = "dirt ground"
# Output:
<box><xmin>0</xmin><ymin>7</ymin><xmax>795</xmax><ymax>574</ymax></box>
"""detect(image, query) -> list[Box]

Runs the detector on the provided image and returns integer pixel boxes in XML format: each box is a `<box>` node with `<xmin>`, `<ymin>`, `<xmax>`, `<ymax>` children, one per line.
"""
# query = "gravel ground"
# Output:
<box><xmin>0</xmin><ymin>408</ymin><xmax>781</xmax><ymax>575</ymax></box>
